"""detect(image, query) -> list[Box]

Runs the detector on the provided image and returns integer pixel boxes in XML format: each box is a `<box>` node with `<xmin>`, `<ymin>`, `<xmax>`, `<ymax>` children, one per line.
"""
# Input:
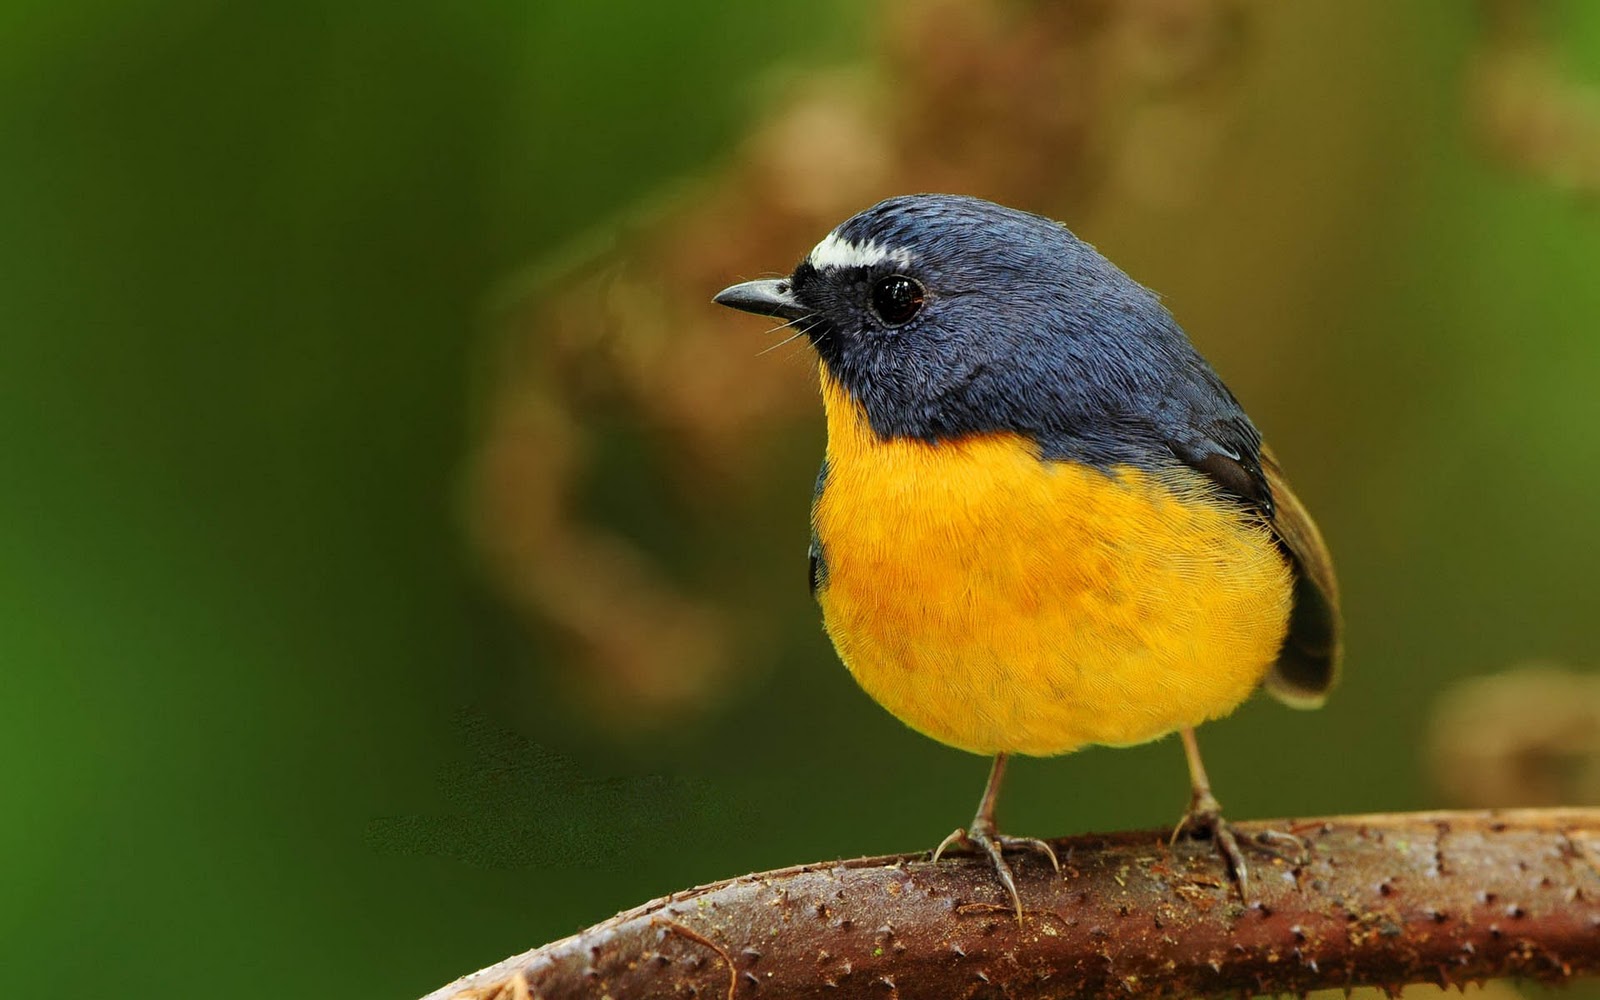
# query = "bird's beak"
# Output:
<box><xmin>713</xmin><ymin>278</ymin><xmax>809</xmax><ymax>321</ymax></box>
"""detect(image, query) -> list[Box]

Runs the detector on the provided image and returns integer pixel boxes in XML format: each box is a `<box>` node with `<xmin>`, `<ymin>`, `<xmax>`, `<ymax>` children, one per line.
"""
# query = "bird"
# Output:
<box><xmin>713</xmin><ymin>193</ymin><xmax>1341</xmax><ymax>917</ymax></box>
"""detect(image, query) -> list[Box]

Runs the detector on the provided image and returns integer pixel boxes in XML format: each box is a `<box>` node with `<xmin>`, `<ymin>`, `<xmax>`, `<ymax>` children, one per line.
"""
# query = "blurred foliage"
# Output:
<box><xmin>4</xmin><ymin>2</ymin><xmax>1600</xmax><ymax>999</ymax></box>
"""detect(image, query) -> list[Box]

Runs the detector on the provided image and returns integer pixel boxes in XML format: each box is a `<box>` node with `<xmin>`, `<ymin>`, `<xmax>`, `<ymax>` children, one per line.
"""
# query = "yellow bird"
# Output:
<box><xmin>715</xmin><ymin>194</ymin><xmax>1341</xmax><ymax>915</ymax></box>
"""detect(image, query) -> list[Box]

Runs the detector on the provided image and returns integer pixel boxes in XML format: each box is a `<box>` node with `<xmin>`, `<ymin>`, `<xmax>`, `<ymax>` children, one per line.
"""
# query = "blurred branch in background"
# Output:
<box><xmin>1430</xmin><ymin>663</ymin><xmax>1600</xmax><ymax>807</ymax></box>
<box><xmin>463</xmin><ymin>0</ymin><xmax>1254</xmax><ymax>729</ymax></box>
<box><xmin>1472</xmin><ymin>0</ymin><xmax>1600</xmax><ymax>195</ymax></box>
<box><xmin>424</xmin><ymin>809</ymin><xmax>1600</xmax><ymax>1000</ymax></box>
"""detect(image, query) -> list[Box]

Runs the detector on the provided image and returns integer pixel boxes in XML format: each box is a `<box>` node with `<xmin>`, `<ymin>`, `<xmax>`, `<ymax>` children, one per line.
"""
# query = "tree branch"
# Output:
<box><xmin>423</xmin><ymin>809</ymin><xmax>1600</xmax><ymax>1000</ymax></box>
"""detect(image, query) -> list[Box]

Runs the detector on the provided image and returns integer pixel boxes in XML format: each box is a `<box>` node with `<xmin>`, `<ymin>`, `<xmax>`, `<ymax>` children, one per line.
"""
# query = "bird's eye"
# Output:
<box><xmin>869</xmin><ymin>274</ymin><xmax>924</xmax><ymax>326</ymax></box>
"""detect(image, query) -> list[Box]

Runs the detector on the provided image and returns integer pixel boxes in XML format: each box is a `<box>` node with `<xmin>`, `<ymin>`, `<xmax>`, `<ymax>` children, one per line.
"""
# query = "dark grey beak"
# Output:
<box><xmin>713</xmin><ymin>278</ymin><xmax>809</xmax><ymax>321</ymax></box>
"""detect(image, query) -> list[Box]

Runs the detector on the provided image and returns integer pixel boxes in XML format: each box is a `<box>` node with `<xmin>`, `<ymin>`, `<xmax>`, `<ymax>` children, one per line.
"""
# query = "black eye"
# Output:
<box><xmin>869</xmin><ymin>274</ymin><xmax>924</xmax><ymax>326</ymax></box>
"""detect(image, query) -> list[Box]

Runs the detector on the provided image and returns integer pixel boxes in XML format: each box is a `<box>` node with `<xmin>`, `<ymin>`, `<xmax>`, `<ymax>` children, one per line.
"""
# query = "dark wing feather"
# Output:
<box><xmin>809</xmin><ymin>458</ymin><xmax>830</xmax><ymax>599</ymax></box>
<box><xmin>1257</xmin><ymin>447</ymin><xmax>1342</xmax><ymax>706</ymax></box>
<box><xmin>1176</xmin><ymin>443</ymin><xmax>1342</xmax><ymax>708</ymax></box>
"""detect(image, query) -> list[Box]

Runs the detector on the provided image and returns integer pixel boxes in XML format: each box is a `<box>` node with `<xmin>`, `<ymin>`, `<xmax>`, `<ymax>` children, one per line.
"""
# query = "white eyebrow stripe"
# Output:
<box><xmin>807</xmin><ymin>232</ymin><xmax>914</xmax><ymax>271</ymax></box>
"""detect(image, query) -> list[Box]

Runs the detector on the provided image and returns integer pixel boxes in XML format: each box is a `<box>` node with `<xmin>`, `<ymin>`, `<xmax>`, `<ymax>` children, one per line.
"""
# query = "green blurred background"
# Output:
<box><xmin>5</xmin><ymin>2</ymin><xmax>1600</xmax><ymax>997</ymax></box>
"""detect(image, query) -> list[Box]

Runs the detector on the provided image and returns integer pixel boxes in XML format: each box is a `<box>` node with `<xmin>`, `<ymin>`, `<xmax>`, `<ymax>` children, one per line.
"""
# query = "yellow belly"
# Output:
<box><xmin>812</xmin><ymin>371</ymin><xmax>1293</xmax><ymax>757</ymax></box>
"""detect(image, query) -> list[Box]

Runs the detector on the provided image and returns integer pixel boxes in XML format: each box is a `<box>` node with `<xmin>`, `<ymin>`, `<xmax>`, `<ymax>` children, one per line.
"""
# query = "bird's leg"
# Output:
<box><xmin>1170</xmin><ymin>727</ymin><xmax>1252</xmax><ymax>900</ymax></box>
<box><xmin>931</xmin><ymin>753</ymin><xmax>1060</xmax><ymax>921</ymax></box>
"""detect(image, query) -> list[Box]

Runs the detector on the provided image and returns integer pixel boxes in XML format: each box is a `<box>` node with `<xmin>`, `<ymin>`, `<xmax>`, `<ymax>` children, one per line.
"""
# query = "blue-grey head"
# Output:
<box><xmin>714</xmin><ymin>193</ymin><xmax>1261</xmax><ymax>473</ymax></box>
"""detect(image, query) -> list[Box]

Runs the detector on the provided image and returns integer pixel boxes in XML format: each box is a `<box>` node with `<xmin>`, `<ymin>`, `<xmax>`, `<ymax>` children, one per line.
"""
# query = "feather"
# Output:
<box><xmin>1175</xmin><ymin>443</ymin><xmax>1341</xmax><ymax>707</ymax></box>
<box><xmin>1258</xmin><ymin>448</ymin><xmax>1342</xmax><ymax>707</ymax></box>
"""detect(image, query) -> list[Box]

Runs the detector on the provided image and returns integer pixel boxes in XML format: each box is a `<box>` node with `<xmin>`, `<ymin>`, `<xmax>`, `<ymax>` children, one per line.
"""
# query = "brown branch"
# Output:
<box><xmin>423</xmin><ymin>809</ymin><xmax>1600</xmax><ymax>1000</ymax></box>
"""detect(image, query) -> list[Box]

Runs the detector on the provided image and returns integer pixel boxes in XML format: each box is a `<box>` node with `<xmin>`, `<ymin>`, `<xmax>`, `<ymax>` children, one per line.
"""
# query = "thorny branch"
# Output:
<box><xmin>422</xmin><ymin>809</ymin><xmax>1600</xmax><ymax>1000</ymax></box>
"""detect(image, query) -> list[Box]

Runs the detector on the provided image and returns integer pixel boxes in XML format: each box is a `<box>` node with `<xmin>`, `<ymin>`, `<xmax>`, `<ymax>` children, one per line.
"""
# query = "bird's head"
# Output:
<box><xmin>714</xmin><ymin>194</ymin><xmax>1189</xmax><ymax>453</ymax></box>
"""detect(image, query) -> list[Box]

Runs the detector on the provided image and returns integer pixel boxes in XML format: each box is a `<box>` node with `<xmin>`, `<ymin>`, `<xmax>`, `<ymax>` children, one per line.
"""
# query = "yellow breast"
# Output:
<box><xmin>811</xmin><ymin>370</ymin><xmax>1293</xmax><ymax>757</ymax></box>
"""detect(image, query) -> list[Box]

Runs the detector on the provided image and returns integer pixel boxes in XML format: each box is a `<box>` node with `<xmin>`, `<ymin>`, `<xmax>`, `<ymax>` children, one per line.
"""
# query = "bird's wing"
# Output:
<box><xmin>1257</xmin><ymin>446</ymin><xmax>1342</xmax><ymax>706</ymax></box>
<box><xmin>1173</xmin><ymin>438</ymin><xmax>1343</xmax><ymax>708</ymax></box>
<box><xmin>808</xmin><ymin>458</ymin><xmax>829</xmax><ymax>599</ymax></box>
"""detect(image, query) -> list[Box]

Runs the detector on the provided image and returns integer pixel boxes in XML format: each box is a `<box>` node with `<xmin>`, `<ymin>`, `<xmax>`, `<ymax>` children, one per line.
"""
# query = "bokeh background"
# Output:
<box><xmin>6</xmin><ymin>1</ymin><xmax>1600</xmax><ymax>997</ymax></box>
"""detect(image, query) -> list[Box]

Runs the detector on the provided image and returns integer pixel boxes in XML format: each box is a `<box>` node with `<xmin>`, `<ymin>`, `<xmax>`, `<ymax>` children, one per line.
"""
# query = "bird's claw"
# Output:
<box><xmin>1249</xmin><ymin>827</ymin><xmax>1310</xmax><ymax>868</ymax></box>
<box><xmin>1171</xmin><ymin>791</ymin><xmax>1251</xmax><ymax>901</ymax></box>
<box><xmin>931</xmin><ymin>826</ymin><xmax>969</xmax><ymax>864</ymax></box>
<box><xmin>931</xmin><ymin>819</ymin><xmax>1060</xmax><ymax>921</ymax></box>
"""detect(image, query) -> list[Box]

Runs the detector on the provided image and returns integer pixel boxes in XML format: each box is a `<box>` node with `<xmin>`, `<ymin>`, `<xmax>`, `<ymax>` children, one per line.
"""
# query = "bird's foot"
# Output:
<box><xmin>1250</xmin><ymin>826</ymin><xmax>1310</xmax><ymax>866</ymax></box>
<box><xmin>932</xmin><ymin>818</ymin><xmax>1060</xmax><ymax>921</ymax></box>
<box><xmin>1171</xmin><ymin>790</ymin><xmax>1252</xmax><ymax>901</ymax></box>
